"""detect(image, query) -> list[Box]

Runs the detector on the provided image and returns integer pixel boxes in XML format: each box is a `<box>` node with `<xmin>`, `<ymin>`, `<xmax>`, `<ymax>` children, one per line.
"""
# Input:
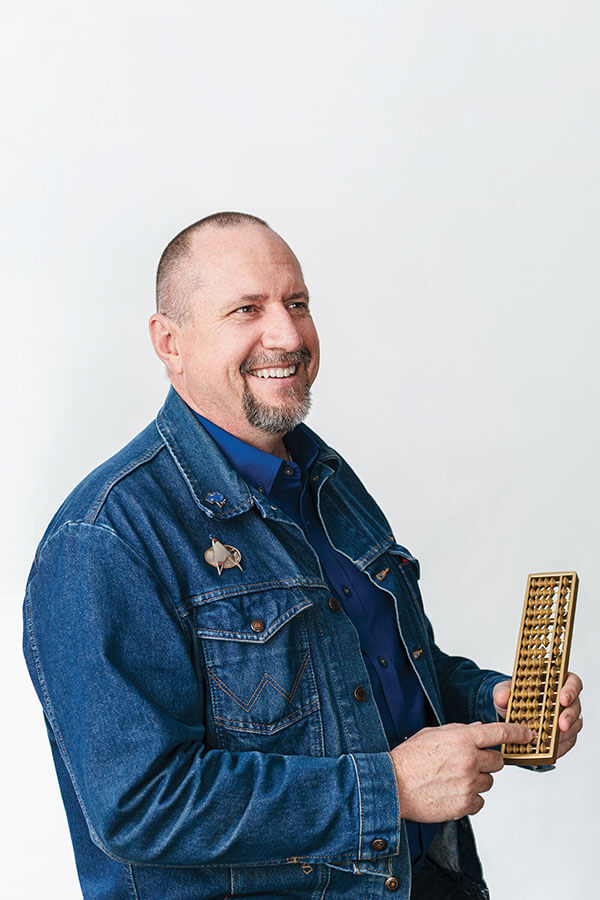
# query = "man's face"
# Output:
<box><xmin>171</xmin><ymin>225</ymin><xmax>320</xmax><ymax>443</ymax></box>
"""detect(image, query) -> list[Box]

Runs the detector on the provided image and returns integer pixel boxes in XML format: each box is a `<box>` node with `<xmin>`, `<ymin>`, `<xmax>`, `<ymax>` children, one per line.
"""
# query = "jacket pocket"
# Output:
<box><xmin>194</xmin><ymin>588</ymin><xmax>323</xmax><ymax>754</ymax></box>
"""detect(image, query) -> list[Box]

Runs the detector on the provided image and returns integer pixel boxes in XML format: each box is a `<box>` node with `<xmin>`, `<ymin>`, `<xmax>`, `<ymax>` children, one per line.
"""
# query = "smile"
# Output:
<box><xmin>249</xmin><ymin>365</ymin><xmax>298</xmax><ymax>379</ymax></box>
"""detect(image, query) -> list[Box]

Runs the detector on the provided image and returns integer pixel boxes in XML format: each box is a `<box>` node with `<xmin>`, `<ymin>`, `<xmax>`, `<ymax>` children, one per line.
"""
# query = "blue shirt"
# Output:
<box><xmin>194</xmin><ymin>411</ymin><xmax>436</xmax><ymax>867</ymax></box>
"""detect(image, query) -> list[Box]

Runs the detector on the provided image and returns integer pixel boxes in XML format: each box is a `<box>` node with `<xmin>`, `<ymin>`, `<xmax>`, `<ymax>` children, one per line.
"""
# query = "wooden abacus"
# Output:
<box><xmin>501</xmin><ymin>572</ymin><xmax>578</xmax><ymax>766</ymax></box>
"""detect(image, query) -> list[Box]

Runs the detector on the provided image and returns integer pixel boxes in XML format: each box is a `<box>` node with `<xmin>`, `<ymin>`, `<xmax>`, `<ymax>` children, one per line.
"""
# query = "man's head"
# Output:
<box><xmin>150</xmin><ymin>213</ymin><xmax>320</xmax><ymax>451</ymax></box>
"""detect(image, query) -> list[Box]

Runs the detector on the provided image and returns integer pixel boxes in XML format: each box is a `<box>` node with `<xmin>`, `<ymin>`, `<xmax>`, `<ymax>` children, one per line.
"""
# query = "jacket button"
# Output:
<box><xmin>353</xmin><ymin>686</ymin><xmax>367</xmax><ymax>702</ymax></box>
<box><xmin>384</xmin><ymin>876</ymin><xmax>399</xmax><ymax>892</ymax></box>
<box><xmin>327</xmin><ymin>597</ymin><xmax>340</xmax><ymax>611</ymax></box>
<box><xmin>370</xmin><ymin>838</ymin><xmax>387</xmax><ymax>852</ymax></box>
<box><xmin>250</xmin><ymin>619</ymin><xmax>265</xmax><ymax>633</ymax></box>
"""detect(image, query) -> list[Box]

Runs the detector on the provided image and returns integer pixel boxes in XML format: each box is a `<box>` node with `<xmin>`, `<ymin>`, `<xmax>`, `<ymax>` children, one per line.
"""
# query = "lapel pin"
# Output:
<box><xmin>205</xmin><ymin>491</ymin><xmax>227</xmax><ymax>508</ymax></box>
<box><xmin>204</xmin><ymin>537</ymin><xmax>243</xmax><ymax>575</ymax></box>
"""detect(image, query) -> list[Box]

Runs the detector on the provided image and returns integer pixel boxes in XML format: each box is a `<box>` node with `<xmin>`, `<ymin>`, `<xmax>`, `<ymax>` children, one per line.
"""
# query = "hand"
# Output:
<box><xmin>493</xmin><ymin>672</ymin><xmax>583</xmax><ymax>759</ymax></box>
<box><xmin>390</xmin><ymin>721</ymin><xmax>532</xmax><ymax>823</ymax></box>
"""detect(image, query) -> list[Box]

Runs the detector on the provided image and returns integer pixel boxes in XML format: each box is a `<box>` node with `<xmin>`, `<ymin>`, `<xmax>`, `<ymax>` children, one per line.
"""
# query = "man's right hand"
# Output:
<box><xmin>390</xmin><ymin>721</ymin><xmax>533</xmax><ymax>823</ymax></box>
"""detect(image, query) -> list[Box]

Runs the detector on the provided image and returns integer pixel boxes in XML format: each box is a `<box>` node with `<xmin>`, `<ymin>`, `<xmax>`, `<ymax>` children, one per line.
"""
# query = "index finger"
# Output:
<box><xmin>472</xmin><ymin>721</ymin><xmax>533</xmax><ymax>748</ymax></box>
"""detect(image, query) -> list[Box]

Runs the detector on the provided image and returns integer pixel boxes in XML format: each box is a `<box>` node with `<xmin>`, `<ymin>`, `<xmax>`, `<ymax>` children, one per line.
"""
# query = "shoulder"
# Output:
<box><xmin>34</xmin><ymin>419</ymin><xmax>168</xmax><ymax>558</ymax></box>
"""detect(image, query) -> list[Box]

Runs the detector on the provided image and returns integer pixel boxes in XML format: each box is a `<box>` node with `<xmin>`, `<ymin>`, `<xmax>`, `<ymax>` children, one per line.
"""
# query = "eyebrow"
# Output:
<box><xmin>229</xmin><ymin>290</ymin><xmax>310</xmax><ymax>307</ymax></box>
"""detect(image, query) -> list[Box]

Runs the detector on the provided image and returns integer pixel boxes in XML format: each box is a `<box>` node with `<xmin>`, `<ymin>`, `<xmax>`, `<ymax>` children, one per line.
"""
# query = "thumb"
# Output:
<box><xmin>493</xmin><ymin>681</ymin><xmax>511</xmax><ymax>716</ymax></box>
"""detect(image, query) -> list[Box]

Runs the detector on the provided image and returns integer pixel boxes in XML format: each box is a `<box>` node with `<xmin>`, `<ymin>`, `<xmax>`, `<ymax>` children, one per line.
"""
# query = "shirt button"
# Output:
<box><xmin>257</xmin><ymin>485</ymin><xmax>265</xmax><ymax>494</ymax></box>
<box><xmin>342</xmin><ymin>585</ymin><xmax>351</xmax><ymax>596</ymax></box>
<box><xmin>353</xmin><ymin>686</ymin><xmax>367</xmax><ymax>702</ymax></box>
<box><xmin>311</xmin><ymin>474</ymin><xmax>319</xmax><ymax>482</ymax></box>
<box><xmin>384</xmin><ymin>876</ymin><xmax>400</xmax><ymax>892</ymax></box>
<box><xmin>283</xmin><ymin>466</ymin><xmax>294</xmax><ymax>477</ymax></box>
<box><xmin>370</xmin><ymin>838</ymin><xmax>387</xmax><ymax>852</ymax></box>
<box><xmin>327</xmin><ymin>597</ymin><xmax>340</xmax><ymax>611</ymax></box>
<box><xmin>378</xmin><ymin>656</ymin><xmax>388</xmax><ymax>667</ymax></box>
<box><xmin>250</xmin><ymin>619</ymin><xmax>265</xmax><ymax>633</ymax></box>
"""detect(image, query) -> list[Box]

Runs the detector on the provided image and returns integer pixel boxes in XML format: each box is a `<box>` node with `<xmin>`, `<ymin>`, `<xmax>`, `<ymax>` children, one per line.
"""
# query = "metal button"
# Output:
<box><xmin>378</xmin><ymin>656</ymin><xmax>388</xmax><ymax>667</ymax></box>
<box><xmin>384</xmin><ymin>876</ymin><xmax>399</xmax><ymax>892</ymax></box>
<box><xmin>353</xmin><ymin>686</ymin><xmax>367</xmax><ymax>702</ymax></box>
<box><xmin>250</xmin><ymin>619</ymin><xmax>265</xmax><ymax>633</ymax></box>
<box><xmin>327</xmin><ymin>597</ymin><xmax>340</xmax><ymax>611</ymax></box>
<box><xmin>283</xmin><ymin>466</ymin><xmax>294</xmax><ymax>477</ymax></box>
<box><xmin>370</xmin><ymin>838</ymin><xmax>387</xmax><ymax>852</ymax></box>
<box><xmin>342</xmin><ymin>585</ymin><xmax>351</xmax><ymax>596</ymax></box>
<box><xmin>311</xmin><ymin>473</ymin><xmax>319</xmax><ymax>482</ymax></box>
<box><xmin>257</xmin><ymin>485</ymin><xmax>265</xmax><ymax>493</ymax></box>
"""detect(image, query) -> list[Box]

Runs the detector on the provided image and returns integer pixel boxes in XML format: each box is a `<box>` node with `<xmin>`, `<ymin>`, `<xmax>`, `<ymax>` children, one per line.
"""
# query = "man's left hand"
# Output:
<box><xmin>492</xmin><ymin>672</ymin><xmax>583</xmax><ymax>759</ymax></box>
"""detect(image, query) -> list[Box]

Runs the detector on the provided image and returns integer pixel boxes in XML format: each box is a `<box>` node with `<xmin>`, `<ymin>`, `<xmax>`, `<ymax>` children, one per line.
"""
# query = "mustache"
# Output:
<box><xmin>240</xmin><ymin>348</ymin><xmax>311</xmax><ymax>373</ymax></box>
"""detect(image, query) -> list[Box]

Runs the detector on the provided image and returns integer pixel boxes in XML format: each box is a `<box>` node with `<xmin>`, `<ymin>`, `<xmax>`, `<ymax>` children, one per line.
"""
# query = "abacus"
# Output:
<box><xmin>501</xmin><ymin>572</ymin><xmax>578</xmax><ymax>766</ymax></box>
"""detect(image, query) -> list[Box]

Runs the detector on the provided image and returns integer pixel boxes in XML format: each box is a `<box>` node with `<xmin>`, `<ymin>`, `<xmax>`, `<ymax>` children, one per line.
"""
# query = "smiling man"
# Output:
<box><xmin>24</xmin><ymin>213</ymin><xmax>582</xmax><ymax>899</ymax></box>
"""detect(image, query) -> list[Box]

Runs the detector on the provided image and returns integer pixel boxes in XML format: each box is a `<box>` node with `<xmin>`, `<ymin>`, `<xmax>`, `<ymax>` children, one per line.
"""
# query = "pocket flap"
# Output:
<box><xmin>195</xmin><ymin>591</ymin><xmax>313</xmax><ymax>643</ymax></box>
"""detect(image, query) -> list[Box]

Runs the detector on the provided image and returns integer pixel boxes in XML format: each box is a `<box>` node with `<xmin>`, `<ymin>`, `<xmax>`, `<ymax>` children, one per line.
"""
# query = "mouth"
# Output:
<box><xmin>240</xmin><ymin>348</ymin><xmax>311</xmax><ymax>384</ymax></box>
<box><xmin>248</xmin><ymin>364</ymin><xmax>298</xmax><ymax>379</ymax></box>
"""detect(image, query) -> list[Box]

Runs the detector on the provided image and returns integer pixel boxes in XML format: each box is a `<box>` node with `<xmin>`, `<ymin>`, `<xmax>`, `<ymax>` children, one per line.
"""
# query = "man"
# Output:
<box><xmin>24</xmin><ymin>212</ymin><xmax>582</xmax><ymax>899</ymax></box>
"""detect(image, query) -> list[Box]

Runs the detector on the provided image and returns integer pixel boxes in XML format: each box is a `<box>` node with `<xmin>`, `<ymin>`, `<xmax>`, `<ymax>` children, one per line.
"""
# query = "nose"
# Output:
<box><xmin>260</xmin><ymin>305</ymin><xmax>303</xmax><ymax>352</ymax></box>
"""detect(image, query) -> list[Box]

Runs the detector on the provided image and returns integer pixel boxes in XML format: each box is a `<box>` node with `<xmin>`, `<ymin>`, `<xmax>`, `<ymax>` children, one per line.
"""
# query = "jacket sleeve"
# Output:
<box><xmin>23</xmin><ymin>521</ymin><xmax>401</xmax><ymax>868</ymax></box>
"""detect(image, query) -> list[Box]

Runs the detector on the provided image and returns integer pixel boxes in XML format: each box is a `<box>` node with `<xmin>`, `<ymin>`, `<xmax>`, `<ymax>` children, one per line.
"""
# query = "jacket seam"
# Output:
<box><xmin>85</xmin><ymin>440</ymin><xmax>165</xmax><ymax>524</ymax></box>
<box><xmin>349</xmin><ymin>754</ymin><xmax>364</xmax><ymax>859</ymax></box>
<box><xmin>23</xmin><ymin>589</ymin><xmax>124</xmax><ymax>864</ymax></box>
<box><xmin>34</xmin><ymin>520</ymin><xmax>173</xmax><ymax>601</ymax></box>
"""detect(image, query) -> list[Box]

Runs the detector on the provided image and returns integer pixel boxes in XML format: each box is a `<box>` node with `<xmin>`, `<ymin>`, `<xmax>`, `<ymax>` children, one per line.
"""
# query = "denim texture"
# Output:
<box><xmin>24</xmin><ymin>388</ymin><xmax>503</xmax><ymax>899</ymax></box>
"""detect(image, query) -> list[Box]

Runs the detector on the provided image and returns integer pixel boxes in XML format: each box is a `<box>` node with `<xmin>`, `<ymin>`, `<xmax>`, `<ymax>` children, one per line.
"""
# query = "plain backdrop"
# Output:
<box><xmin>3</xmin><ymin>2</ymin><xmax>598</xmax><ymax>896</ymax></box>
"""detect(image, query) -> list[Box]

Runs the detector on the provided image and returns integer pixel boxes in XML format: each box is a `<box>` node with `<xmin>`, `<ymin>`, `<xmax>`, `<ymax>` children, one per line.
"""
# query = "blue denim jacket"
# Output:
<box><xmin>24</xmin><ymin>388</ymin><xmax>503</xmax><ymax>899</ymax></box>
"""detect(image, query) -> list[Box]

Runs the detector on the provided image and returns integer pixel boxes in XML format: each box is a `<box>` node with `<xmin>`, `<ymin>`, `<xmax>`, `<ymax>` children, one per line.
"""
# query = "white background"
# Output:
<box><xmin>3</xmin><ymin>2</ymin><xmax>598</xmax><ymax>896</ymax></box>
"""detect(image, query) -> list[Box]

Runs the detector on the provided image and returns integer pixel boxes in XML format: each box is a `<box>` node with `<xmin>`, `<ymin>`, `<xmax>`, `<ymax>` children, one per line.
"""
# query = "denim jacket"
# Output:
<box><xmin>24</xmin><ymin>388</ymin><xmax>503</xmax><ymax>899</ymax></box>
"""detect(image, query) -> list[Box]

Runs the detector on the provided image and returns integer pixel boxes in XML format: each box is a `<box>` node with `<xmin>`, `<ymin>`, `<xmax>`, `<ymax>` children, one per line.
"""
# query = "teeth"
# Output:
<box><xmin>252</xmin><ymin>365</ymin><xmax>297</xmax><ymax>379</ymax></box>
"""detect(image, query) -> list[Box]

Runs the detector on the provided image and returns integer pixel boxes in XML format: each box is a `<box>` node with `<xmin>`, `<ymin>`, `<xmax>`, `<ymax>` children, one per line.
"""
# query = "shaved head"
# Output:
<box><xmin>156</xmin><ymin>211</ymin><xmax>270</xmax><ymax>325</ymax></box>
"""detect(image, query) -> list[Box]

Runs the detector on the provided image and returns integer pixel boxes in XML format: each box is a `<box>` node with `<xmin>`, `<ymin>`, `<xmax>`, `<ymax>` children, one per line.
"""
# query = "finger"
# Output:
<box><xmin>467</xmin><ymin>794</ymin><xmax>485</xmax><ymax>817</ymax></box>
<box><xmin>556</xmin><ymin>726</ymin><xmax>581</xmax><ymax>759</ymax></box>
<box><xmin>558</xmin><ymin>713</ymin><xmax>583</xmax><ymax>745</ymax></box>
<box><xmin>559</xmin><ymin>672</ymin><xmax>583</xmax><ymax>707</ymax></box>
<box><xmin>473</xmin><ymin>721</ymin><xmax>533</xmax><ymax>748</ymax></box>
<box><xmin>558</xmin><ymin>698</ymin><xmax>582</xmax><ymax>732</ymax></box>
<box><xmin>474</xmin><ymin>773</ymin><xmax>494</xmax><ymax>794</ymax></box>
<box><xmin>478</xmin><ymin>749</ymin><xmax>505</xmax><ymax>774</ymax></box>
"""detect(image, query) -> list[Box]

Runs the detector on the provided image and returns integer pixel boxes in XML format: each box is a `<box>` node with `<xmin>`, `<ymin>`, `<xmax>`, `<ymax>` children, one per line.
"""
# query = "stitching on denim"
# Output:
<box><xmin>355</xmin><ymin>533</ymin><xmax>394</xmax><ymax>569</ymax></box>
<box><xmin>85</xmin><ymin>441</ymin><xmax>164</xmax><ymax>524</ymax></box>
<box><xmin>215</xmin><ymin>700</ymin><xmax>320</xmax><ymax>733</ymax></box>
<box><xmin>208</xmin><ymin>648</ymin><xmax>311</xmax><ymax>712</ymax></box>
<box><xmin>125</xmin><ymin>864</ymin><xmax>139</xmax><ymax>899</ymax></box>
<box><xmin>318</xmin><ymin>864</ymin><xmax>332</xmax><ymax>899</ymax></box>
<box><xmin>157</xmin><ymin>411</ymin><xmax>253</xmax><ymax>517</ymax></box>
<box><xmin>312</xmin><ymin>604</ymin><xmax>353</xmax><ymax>751</ymax></box>
<box><xmin>196</xmin><ymin>601</ymin><xmax>312</xmax><ymax>641</ymax></box>
<box><xmin>349</xmin><ymin>754</ymin><xmax>364</xmax><ymax>859</ymax></box>
<box><xmin>35</xmin><ymin>520</ymin><xmax>174</xmax><ymax>610</ymax></box>
<box><xmin>385</xmin><ymin>751</ymin><xmax>401</xmax><ymax>855</ymax></box>
<box><xmin>185</xmin><ymin>577</ymin><xmax>326</xmax><ymax>606</ymax></box>
<box><xmin>23</xmin><ymin>591</ymin><xmax>123</xmax><ymax>863</ymax></box>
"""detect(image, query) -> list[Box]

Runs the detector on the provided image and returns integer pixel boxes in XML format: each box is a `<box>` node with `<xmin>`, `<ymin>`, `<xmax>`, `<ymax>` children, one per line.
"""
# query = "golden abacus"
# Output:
<box><xmin>501</xmin><ymin>572</ymin><xmax>578</xmax><ymax>766</ymax></box>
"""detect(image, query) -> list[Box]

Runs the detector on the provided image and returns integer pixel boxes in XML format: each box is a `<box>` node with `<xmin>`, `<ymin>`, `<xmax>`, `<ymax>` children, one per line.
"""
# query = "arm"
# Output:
<box><xmin>24</xmin><ymin>522</ymin><xmax>399</xmax><ymax>867</ymax></box>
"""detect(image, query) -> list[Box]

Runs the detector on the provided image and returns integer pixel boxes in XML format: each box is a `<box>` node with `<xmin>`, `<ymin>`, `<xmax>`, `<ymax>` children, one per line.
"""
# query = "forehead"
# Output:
<box><xmin>187</xmin><ymin>226</ymin><xmax>305</xmax><ymax>301</ymax></box>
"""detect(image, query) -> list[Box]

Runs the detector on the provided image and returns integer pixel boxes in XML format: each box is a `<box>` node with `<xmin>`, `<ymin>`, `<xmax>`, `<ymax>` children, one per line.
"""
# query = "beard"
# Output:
<box><xmin>240</xmin><ymin>348</ymin><xmax>312</xmax><ymax>435</ymax></box>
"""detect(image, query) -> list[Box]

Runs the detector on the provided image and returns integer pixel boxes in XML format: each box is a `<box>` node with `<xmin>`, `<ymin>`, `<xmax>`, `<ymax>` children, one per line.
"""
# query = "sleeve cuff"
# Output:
<box><xmin>349</xmin><ymin>751</ymin><xmax>402</xmax><ymax>860</ymax></box>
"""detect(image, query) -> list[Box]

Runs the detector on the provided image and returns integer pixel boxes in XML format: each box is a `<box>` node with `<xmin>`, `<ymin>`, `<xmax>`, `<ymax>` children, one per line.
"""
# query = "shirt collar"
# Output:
<box><xmin>192</xmin><ymin>410</ymin><xmax>284</xmax><ymax>494</ymax></box>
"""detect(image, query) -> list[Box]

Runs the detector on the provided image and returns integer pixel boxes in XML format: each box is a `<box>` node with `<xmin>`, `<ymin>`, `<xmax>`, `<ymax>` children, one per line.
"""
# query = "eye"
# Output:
<box><xmin>234</xmin><ymin>304</ymin><xmax>258</xmax><ymax>315</ymax></box>
<box><xmin>287</xmin><ymin>300</ymin><xmax>309</xmax><ymax>313</ymax></box>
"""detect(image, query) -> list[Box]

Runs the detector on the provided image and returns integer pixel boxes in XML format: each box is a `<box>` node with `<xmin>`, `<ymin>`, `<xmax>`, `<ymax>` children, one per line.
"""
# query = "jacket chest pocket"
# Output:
<box><xmin>194</xmin><ymin>589</ymin><xmax>323</xmax><ymax>754</ymax></box>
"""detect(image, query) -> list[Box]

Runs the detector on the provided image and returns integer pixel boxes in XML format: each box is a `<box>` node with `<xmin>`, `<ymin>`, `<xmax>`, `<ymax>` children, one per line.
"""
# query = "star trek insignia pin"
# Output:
<box><xmin>204</xmin><ymin>537</ymin><xmax>243</xmax><ymax>575</ymax></box>
<box><xmin>205</xmin><ymin>491</ymin><xmax>227</xmax><ymax>508</ymax></box>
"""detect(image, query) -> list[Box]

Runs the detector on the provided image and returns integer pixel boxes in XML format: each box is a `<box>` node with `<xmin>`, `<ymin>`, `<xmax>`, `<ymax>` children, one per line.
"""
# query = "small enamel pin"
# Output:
<box><xmin>204</xmin><ymin>537</ymin><xmax>243</xmax><ymax>575</ymax></box>
<box><xmin>205</xmin><ymin>491</ymin><xmax>227</xmax><ymax>508</ymax></box>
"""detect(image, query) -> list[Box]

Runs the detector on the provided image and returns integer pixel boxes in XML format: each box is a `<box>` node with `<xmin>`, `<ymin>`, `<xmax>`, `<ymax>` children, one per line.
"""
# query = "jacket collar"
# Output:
<box><xmin>155</xmin><ymin>387</ymin><xmax>340</xmax><ymax>520</ymax></box>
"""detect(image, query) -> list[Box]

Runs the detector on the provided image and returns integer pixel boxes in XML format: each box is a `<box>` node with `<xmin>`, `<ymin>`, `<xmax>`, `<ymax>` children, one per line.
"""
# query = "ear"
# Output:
<box><xmin>149</xmin><ymin>313</ymin><xmax>185</xmax><ymax>376</ymax></box>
